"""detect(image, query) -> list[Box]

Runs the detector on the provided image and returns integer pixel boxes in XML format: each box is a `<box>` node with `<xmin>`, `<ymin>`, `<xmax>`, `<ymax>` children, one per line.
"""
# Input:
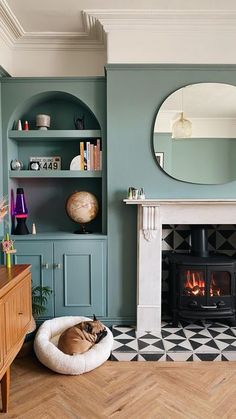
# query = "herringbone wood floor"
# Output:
<box><xmin>2</xmin><ymin>356</ymin><xmax>236</xmax><ymax>419</ymax></box>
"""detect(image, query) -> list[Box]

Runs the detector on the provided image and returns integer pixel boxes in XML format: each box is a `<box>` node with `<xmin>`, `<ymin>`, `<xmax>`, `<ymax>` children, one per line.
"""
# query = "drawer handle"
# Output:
<box><xmin>42</xmin><ymin>263</ymin><xmax>49</xmax><ymax>269</ymax></box>
<box><xmin>54</xmin><ymin>263</ymin><xmax>62</xmax><ymax>269</ymax></box>
<box><xmin>200</xmin><ymin>304</ymin><xmax>217</xmax><ymax>309</ymax></box>
<box><xmin>18</xmin><ymin>312</ymin><xmax>23</xmax><ymax>315</ymax></box>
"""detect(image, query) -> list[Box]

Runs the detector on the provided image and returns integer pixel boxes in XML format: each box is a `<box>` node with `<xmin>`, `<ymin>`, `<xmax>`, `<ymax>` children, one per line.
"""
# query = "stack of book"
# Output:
<box><xmin>71</xmin><ymin>139</ymin><xmax>102</xmax><ymax>171</ymax></box>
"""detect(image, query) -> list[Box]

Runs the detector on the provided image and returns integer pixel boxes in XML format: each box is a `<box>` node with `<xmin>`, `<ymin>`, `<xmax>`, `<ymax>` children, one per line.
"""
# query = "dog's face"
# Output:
<box><xmin>82</xmin><ymin>320</ymin><xmax>106</xmax><ymax>335</ymax></box>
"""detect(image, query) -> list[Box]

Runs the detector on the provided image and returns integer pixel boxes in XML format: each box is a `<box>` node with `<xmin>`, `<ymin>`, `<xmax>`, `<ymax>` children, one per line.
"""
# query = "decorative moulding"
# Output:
<box><xmin>85</xmin><ymin>9</ymin><xmax>236</xmax><ymax>32</ymax></box>
<box><xmin>2</xmin><ymin>4</ymin><xmax>236</xmax><ymax>51</ymax></box>
<box><xmin>0</xmin><ymin>2</ymin><xmax>105</xmax><ymax>50</ymax></box>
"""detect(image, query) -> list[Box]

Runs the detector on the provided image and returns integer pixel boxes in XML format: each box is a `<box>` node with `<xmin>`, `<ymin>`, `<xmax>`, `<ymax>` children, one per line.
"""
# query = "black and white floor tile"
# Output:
<box><xmin>110</xmin><ymin>321</ymin><xmax>236</xmax><ymax>362</ymax></box>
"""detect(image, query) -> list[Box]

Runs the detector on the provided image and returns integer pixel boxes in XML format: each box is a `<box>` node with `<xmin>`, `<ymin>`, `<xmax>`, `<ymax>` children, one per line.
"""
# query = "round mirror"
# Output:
<box><xmin>153</xmin><ymin>83</ymin><xmax>236</xmax><ymax>184</ymax></box>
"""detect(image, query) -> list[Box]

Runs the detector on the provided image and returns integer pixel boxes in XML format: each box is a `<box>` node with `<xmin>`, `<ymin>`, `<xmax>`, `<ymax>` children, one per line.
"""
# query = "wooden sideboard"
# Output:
<box><xmin>0</xmin><ymin>265</ymin><xmax>31</xmax><ymax>413</ymax></box>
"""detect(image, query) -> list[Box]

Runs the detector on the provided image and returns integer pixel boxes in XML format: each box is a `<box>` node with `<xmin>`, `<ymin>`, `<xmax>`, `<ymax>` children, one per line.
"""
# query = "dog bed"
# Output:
<box><xmin>34</xmin><ymin>316</ymin><xmax>113</xmax><ymax>375</ymax></box>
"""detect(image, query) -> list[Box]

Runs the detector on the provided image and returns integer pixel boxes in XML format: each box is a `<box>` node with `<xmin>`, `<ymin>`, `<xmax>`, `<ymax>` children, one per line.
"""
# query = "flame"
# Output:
<box><xmin>210</xmin><ymin>273</ymin><xmax>221</xmax><ymax>297</ymax></box>
<box><xmin>184</xmin><ymin>271</ymin><xmax>222</xmax><ymax>297</ymax></box>
<box><xmin>184</xmin><ymin>270</ymin><xmax>205</xmax><ymax>296</ymax></box>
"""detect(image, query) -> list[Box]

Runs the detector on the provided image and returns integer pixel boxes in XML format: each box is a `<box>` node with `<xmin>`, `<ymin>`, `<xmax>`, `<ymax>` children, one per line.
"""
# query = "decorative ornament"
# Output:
<box><xmin>36</xmin><ymin>114</ymin><xmax>51</xmax><ymax>130</ymax></box>
<box><xmin>14</xmin><ymin>188</ymin><xmax>29</xmax><ymax>235</ymax></box>
<box><xmin>24</xmin><ymin>120</ymin><xmax>29</xmax><ymax>130</ymax></box>
<box><xmin>2</xmin><ymin>234</ymin><xmax>16</xmax><ymax>268</ymax></box>
<box><xmin>10</xmin><ymin>159</ymin><xmax>24</xmax><ymax>171</ymax></box>
<box><xmin>17</xmin><ymin>120</ymin><xmax>22</xmax><ymax>130</ymax></box>
<box><xmin>74</xmin><ymin>114</ymin><xmax>85</xmax><ymax>130</ymax></box>
<box><xmin>65</xmin><ymin>191</ymin><xmax>98</xmax><ymax>234</ymax></box>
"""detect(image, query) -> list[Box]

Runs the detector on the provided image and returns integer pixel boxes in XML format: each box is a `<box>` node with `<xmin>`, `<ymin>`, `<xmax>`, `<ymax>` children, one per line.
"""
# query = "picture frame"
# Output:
<box><xmin>155</xmin><ymin>152</ymin><xmax>164</xmax><ymax>168</ymax></box>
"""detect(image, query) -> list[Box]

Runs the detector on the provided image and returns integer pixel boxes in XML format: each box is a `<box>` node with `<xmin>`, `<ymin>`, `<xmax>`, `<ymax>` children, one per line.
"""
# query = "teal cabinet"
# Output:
<box><xmin>13</xmin><ymin>237</ymin><xmax>107</xmax><ymax>319</ymax></box>
<box><xmin>13</xmin><ymin>241</ymin><xmax>54</xmax><ymax>318</ymax></box>
<box><xmin>54</xmin><ymin>240</ymin><xmax>106</xmax><ymax>317</ymax></box>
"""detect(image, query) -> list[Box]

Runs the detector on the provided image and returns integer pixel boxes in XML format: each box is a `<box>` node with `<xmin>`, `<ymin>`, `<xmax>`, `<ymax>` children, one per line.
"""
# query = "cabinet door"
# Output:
<box><xmin>5</xmin><ymin>275</ymin><xmax>31</xmax><ymax>354</ymax></box>
<box><xmin>13</xmin><ymin>241</ymin><xmax>54</xmax><ymax>318</ymax></box>
<box><xmin>0</xmin><ymin>301</ymin><xmax>4</xmax><ymax>370</ymax></box>
<box><xmin>54</xmin><ymin>240</ymin><xmax>106</xmax><ymax>317</ymax></box>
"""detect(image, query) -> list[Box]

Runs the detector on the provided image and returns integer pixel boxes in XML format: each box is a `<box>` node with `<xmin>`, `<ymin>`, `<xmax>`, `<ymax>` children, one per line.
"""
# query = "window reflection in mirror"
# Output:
<box><xmin>153</xmin><ymin>83</ymin><xmax>236</xmax><ymax>184</ymax></box>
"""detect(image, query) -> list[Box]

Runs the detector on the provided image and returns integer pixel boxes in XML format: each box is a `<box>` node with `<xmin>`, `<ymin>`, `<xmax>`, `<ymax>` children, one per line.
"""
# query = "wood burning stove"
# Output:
<box><xmin>168</xmin><ymin>226</ymin><xmax>236</xmax><ymax>325</ymax></box>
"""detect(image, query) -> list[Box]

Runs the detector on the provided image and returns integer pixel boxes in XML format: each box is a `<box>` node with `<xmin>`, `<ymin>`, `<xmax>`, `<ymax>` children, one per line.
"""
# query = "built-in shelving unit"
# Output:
<box><xmin>3</xmin><ymin>79</ymin><xmax>107</xmax><ymax>320</ymax></box>
<box><xmin>7</xmin><ymin>89</ymin><xmax>105</xmax><ymax>234</ymax></box>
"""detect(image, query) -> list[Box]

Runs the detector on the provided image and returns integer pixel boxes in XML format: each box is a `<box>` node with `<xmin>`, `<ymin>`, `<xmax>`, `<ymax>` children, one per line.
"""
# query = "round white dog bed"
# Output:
<box><xmin>34</xmin><ymin>316</ymin><xmax>113</xmax><ymax>375</ymax></box>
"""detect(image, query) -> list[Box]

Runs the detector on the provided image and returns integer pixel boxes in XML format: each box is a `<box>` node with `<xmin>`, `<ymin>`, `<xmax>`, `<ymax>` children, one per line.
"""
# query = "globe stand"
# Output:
<box><xmin>74</xmin><ymin>223</ymin><xmax>91</xmax><ymax>234</ymax></box>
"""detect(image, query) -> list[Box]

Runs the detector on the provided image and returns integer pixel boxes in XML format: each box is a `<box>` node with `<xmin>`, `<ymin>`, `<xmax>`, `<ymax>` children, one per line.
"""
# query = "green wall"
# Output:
<box><xmin>2</xmin><ymin>66</ymin><xmax>236</xmax><ymax>323</ymax></box>
<box><xmin>154</xmin><ymin>133</ymin><xmax>236</xmax><ymax>184</ymax></box>
<box><xmin>106</xmin><ymin>64</ymin><xmax>236</xmax><ymax>322</ymax></box>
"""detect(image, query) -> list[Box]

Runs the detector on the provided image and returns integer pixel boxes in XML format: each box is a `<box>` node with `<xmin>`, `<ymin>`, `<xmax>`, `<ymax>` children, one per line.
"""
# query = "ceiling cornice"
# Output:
<box><xmin>0</xmin><ymin>1</ymin><xmax>105</xmax><ymax>50</ymax></box>
<box><xmin>1</xmin><ymin>4</ymin><xmax>236</xmax><ymax>52</ymax></box>
<box><xmin>85</xmin><ymin>9</ymin><xmax>236</xmax><ymax>32</ymax></box>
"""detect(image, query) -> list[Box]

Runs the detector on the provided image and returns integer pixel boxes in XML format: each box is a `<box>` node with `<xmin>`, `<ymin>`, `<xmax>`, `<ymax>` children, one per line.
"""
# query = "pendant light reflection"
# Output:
<box><xmin>172</xmin><ymin>88</ymin><xmax>192</xmax><ymax>139</ymax></box>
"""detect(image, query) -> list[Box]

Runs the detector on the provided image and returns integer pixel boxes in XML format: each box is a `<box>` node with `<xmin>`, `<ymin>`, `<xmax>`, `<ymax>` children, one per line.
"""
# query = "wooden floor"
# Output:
<box><xmin>2</xmin><ymin>356</ymin><xmax>236</xmax><ymax>419</ymax></box>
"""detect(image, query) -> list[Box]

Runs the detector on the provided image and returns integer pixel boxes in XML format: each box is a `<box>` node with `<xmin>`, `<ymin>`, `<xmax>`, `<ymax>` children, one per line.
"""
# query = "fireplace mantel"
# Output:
<box><xmin>124</xmin><ymin>198</ymin><xmax>236</xmax><ymax>332</ymax></box>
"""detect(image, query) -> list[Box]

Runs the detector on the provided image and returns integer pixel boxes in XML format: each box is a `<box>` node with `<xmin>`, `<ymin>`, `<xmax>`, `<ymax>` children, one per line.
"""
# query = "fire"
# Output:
<box><xmin>210</xmin><ymin>275</ymin><xmax>221</xmax><ymax>297</ymax></box>
<box><xmin>184</xmin><ymin>270</ymin><xmax>205</xmax><ymax>296</ymax></box>
<box><xmin>184</xmin><ymin>270</ymin><xmax>222</xmax><ymax>297</ymax></box>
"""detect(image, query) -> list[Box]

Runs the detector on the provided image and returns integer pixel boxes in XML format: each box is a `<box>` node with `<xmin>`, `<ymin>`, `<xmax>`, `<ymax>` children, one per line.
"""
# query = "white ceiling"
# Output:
<box><xmin>2</xmin><ymin>0</ymin><xmax>236</xmax><ymax>76</ymax></box>
<box><xmin>161</xmin><ymin>84</ymin><xmax>236</xmax><ymax>118</ymax></box>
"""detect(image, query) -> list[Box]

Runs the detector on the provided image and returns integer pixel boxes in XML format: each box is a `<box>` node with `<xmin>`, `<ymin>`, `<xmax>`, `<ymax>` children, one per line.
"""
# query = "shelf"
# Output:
<box><xmin>12</xmin><ymin>232</ymin><xmax>107</xmax><ymax>240</ymax></box>
<box><xmin>9</xmin><ymin>170</ymin><xmax>102</xmax><ymax>178</ymax></box>
<box><xmin>8</xmin><ymin>130</ymin><xmax>101</xmax><ymax>141</ymax></box>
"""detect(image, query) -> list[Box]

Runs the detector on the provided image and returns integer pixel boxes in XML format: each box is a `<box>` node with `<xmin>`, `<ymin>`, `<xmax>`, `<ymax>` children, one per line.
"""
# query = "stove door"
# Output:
<box><xmin>179</xmin><ymin>265</ymin><xmax>207</xmax><ymax>309</ymax></box>
<box><xmin>207</xmin><ymin>265</ymin><xmax>234</xmax><ymax>310</ymax></box>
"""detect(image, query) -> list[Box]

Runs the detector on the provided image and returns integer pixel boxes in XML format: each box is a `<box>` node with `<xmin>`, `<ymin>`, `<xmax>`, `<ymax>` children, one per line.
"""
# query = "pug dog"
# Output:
<box><xmin>58</xmin><ymin>315</ymin><xmax>107</xmax><ymax>355</ymax></box>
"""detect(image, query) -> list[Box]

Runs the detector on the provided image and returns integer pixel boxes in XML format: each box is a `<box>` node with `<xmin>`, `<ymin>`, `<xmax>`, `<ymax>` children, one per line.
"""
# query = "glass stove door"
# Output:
<box><xmin>207</xmin><ymin>266</ymin><xmax>232</xmax><ymax>309</ymax></box>
<box><xmin>179</xmin><ymin>266</ymin><xmax>207</xmax><ymax>308</ymax></box>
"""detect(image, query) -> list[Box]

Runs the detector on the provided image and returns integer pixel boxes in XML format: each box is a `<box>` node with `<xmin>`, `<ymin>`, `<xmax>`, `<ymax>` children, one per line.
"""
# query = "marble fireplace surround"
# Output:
<box><xmin>124</xmin><ymin>199</ymin><xmax>236</xmax><ymax>333</ymax></box>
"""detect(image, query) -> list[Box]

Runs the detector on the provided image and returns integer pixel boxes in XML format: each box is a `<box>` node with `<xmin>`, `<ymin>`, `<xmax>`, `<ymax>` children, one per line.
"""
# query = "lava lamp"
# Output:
<box><xmin>14</xmin><ymin>188</ymin><xmax>29</xmax><ymax>235</ymax></box>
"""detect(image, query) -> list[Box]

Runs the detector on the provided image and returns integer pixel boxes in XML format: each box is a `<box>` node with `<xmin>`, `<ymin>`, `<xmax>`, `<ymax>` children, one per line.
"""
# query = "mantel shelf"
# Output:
<box><xmin>8</xmin><ymin>130</ymin><xmax>101</xmax><ymax>141</ymax></box>
<box><xmin>124</xmin><ymin>198</ymin><xmax>236</xmax><ymax>205</ymax></box>
<box><xmin>9</xmin><ymin>170</ymin><xmax>102</xmax><ymax>178</ymax></box>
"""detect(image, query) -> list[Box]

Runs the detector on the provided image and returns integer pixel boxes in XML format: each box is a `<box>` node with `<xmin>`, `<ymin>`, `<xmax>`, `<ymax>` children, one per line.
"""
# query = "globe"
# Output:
<box><xmin>66</xmin><ymin>191</ymin><xmax>98</xmax><ymax>233</ymax></box>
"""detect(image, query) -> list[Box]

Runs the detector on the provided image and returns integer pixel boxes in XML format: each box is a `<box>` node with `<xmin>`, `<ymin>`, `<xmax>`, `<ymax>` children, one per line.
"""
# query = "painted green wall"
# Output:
<box><xmin>106</xmin><ymin>65</ymin><xmax>236</xmax><ymax>322</ymax></box>
<box><xmin>154</xmin><ymin>133</ymin><xmax>236</xmax><ymax>184</ymax></box>
<box><xmin>2</xmin><ymin>66</ymin><xmax>236</xmax><ymax>323</ymax></box>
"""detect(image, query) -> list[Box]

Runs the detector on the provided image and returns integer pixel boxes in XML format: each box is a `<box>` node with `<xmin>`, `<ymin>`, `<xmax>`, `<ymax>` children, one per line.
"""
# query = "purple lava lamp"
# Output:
<box><xmin>14</xmin><ymin>188</ymin><xmax>29</xmax><ymax>235</ymax></box>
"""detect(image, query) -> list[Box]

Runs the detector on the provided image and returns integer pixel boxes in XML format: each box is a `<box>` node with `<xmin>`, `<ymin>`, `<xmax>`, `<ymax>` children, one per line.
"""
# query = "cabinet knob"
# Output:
<box><xmin>54</xmin><ymin>263</ymin><xmax>62</xmax><ymax>269</ymax></box>
<box><xmin>42</xmin><ymin>263</ymin><xmax>49</xmax><ymax>269</ymax></box>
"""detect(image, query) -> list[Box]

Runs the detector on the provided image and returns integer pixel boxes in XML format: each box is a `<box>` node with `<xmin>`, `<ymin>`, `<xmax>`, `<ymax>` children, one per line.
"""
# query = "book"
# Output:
<box><xmin>96</xmin><ymin>139</ymin><xmax>100</xmax><ymax>170</ymax></box>
<box><xmin>86</xmin><ymin>141</ymin><xmax>90</xmax><ymax>171</ymax></box>
<box><xmin>90</xmin><ymin>144</ymin><xmax>94</xmax><ymax>171</ymax></box>
<box><xmin>80</xmin><ymin>142</ymin><xmax>84</xmax><ymax>170</ymax></box>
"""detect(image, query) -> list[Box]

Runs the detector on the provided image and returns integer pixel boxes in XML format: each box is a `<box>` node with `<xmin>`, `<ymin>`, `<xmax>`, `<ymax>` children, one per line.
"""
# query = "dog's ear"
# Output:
<box><xmin>93</xmin><ymin>314</ymin><xmax>97</xmax><ymax>321</ymax></box>
<box><xmin>84</xmin><ymin>323</ymin><xmax>92</xmax><ymax>333</ymax></box>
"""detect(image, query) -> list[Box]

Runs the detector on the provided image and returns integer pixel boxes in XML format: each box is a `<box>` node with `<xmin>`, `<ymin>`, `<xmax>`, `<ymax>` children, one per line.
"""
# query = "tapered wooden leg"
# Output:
<box><xmin>1</xmin><ymin>368</ymin><xmax>10</xmax><ymax>413</ymax></box>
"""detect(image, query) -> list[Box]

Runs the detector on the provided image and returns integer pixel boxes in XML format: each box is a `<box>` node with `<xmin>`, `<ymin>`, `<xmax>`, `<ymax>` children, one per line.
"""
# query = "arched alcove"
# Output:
<box><xmin>9</xmin><ymin>91</ymin><xmax>101</xmax><ymax>131</ymax></box>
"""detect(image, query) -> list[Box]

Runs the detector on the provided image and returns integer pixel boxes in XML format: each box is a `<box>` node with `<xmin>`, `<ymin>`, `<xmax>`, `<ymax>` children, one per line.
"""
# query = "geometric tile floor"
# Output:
<box><xmin>111</xmin><ymin>321</ymin><xmax>236</xmax><ymax>361</ymax></box>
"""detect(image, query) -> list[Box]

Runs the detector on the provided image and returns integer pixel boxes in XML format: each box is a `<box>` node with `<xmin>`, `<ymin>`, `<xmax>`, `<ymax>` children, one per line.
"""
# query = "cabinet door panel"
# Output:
<box><xmin>4</xmin><ymin>276</ymin><xmax>30</xmax><ymax>353</ymax></box>
<box><xmin>13</xmin><ymin>241</ymin><xmax>54</xmax><ymax>318</ymax></box>
<box><xmin>54</xmin><ymin>240</ymin><xmax>106</xmax><ymax>317</ymax></box>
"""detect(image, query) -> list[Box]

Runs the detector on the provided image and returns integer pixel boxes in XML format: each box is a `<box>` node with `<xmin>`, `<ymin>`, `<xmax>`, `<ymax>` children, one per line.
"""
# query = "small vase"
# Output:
<box><xmin>6</xmin><ymin>253</ymin><xmax>11</xmax><ymax>269</ymax></box>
